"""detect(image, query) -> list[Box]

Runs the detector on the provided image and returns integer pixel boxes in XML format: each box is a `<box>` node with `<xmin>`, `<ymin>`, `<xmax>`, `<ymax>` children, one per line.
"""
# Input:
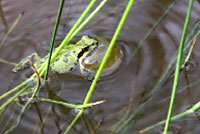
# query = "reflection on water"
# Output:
<box><xmin>0</xmin><ymin>0</ymin><xmax>200</xmax><ymax>134</ymax></box>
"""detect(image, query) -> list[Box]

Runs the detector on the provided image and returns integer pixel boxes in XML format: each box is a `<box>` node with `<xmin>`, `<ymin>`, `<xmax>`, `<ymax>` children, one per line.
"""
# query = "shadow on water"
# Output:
<box><xmin>0</xmin><ymin>0</ymin><xmax>200</xmax><ymax>134</ymax></box>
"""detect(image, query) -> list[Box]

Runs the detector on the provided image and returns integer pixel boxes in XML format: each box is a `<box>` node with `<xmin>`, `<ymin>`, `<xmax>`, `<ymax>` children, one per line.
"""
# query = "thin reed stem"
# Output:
<box><xmin>45</xmin><ymin>0</ymin><xmax>66</xmax><ymax>80</ymax></box>
<box><xmin>0</xmin><ymin>12</ymin><xmax>24</xmax><ymax>48</ymax></box>
<box><xmin>164</xmin><ymin>0</ymin><xmax>194</xmax><ymax>132</ymax></box>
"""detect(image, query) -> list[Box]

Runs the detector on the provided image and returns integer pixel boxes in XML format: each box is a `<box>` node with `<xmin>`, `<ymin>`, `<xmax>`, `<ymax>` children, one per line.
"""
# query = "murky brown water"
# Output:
<box><xmin>0</xmin><ymin>0</ymin><xmax>200</xmax><ymax>134</ymax></box>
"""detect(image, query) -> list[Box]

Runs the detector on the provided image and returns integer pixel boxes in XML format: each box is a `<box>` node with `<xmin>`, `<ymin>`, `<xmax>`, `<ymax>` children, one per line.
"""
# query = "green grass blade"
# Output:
<box><xmin>0</xmin><ymin>79</ymin><xmax>31</xmax><ymax>101</ymax></box>
<box><xmin>45</xmin><ymin>0</ymin><xmax>66</xmax><ymax>80</ymax></box>
<box><xmin>84</xmin><ymin>0</ymin><xmax>135</xmax><ymax>105</ymax></box>
<box><xmin>164</xmin><ymin>0</ymin><xmax>194</xmax><ymax>133</ymax></box>
<box><xmin>50</xmin><ymin>0</ymin><xmax>98</xmax><ymax>60</ymax></box>
<box><xmin>0</xmin><ymin>86</ymin><xmax>28</xmax><ymax>112</ymax></box>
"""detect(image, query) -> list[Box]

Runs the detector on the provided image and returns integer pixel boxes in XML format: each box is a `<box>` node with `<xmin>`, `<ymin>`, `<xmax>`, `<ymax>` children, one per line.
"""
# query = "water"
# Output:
<box><xmin>0</xmin><ymin>0</ymin><xmax>200</xmax><ymax>134</ymax></box>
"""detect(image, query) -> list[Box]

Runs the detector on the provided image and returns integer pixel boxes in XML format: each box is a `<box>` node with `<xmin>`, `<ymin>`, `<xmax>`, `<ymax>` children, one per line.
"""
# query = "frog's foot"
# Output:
<box><xmin>12</xmin><ymin>53</ymin><xmax>41</xmax><ymax>73</ymax></box>
<box><xmin>15</xmin><ymin>78</ymin><xmax>42</xmax><ymax>107</ymax></box>
<box><xmin>17</xmin><ymin>95</ymin><xmax>38</xmax><ymax>107</ymax></box>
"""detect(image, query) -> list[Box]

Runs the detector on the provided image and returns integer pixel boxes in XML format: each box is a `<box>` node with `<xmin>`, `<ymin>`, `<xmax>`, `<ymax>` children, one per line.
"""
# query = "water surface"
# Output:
<box><xmin>0</xmin><ymin>0</ymin><xmax>200</xmax><ymax>134</ymax></box>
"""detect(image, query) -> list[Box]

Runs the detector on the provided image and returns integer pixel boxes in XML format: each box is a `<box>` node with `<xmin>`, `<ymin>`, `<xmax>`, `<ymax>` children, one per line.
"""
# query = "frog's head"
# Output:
<box><xmin>78</xmin><ymin>36</ymin><xmax>123</xmax><ymax>81</ymax></box>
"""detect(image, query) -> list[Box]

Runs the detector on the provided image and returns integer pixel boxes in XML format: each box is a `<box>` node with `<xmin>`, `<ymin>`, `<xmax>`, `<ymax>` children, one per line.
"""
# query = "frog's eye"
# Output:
<box><xmin>78</xmin><ymin>45</ymin><xmax>90</xmax><ymax>58</ymax></box>
<box><xmin>78</xmin><ymin>42</ymin><xmax>98</xmax><ymax>58</ymax></box>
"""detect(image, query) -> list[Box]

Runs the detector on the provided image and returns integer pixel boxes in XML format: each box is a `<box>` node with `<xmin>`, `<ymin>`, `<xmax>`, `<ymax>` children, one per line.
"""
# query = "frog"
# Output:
<box><xmin>12</xmin><ymin>35</ymin><xmax>99</xmax><ymax>79</ymax></box>
<box><xmin>13</xmin><ymin>35</ymin><xmax>113</xmax><ymax>106</ymax></box>
<box><xmin>13</xmin><ymin>35</ymin><xmax>122</xmax><ymax>80</ymax></box>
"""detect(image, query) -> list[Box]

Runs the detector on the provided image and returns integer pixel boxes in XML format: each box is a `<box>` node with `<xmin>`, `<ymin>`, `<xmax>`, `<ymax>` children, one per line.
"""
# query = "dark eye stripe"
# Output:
<box><xmin>78</xmin><ymin>42</ymin><xmax>98</xmax><ymax>58</ymax></box>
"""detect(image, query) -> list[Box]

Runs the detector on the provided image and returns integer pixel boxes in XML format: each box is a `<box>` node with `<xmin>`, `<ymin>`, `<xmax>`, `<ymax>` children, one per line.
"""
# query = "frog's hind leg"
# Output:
<box><xmin>12</xmin><ymin>53</ymin><xmax>41</xmax><ymax>73</ymax></box>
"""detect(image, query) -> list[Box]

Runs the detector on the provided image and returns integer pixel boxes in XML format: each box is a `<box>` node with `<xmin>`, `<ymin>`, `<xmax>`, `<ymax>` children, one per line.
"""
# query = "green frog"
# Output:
<box><xmin>12</xmin><ymin>35</ymin><xmax>121</xmax><ymax>80</ymax></box>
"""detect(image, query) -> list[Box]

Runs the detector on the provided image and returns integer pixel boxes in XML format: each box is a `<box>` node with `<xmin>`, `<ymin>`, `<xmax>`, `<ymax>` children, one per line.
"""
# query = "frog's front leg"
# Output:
<box><xmin>12</xmin><ymin>53</ymin><xmax>41</xmax><ymax>73</ymax></box>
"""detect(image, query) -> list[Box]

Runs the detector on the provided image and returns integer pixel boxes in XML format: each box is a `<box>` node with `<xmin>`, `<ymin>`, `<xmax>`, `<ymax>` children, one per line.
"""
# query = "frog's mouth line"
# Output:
<box><xmin>77</xmin><ymin>41</ymin><xmax>99</xmax><ymax>59</ymax></box>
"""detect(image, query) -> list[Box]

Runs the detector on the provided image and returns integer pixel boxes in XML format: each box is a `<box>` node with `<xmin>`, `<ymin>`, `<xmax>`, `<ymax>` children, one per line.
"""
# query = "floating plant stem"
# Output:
<box><xmin>40</xmin><ymin>98</ymin><xmax>105</xmax><ymax>109</ymax></box>
<box><xmin>164</xmin><ymin>0</ymin><xmax>194</xmax><ymax>132</ymax></box>
<box><xmin>0</xmin><ymin>58</ymin><xmax>17</xmax><ymax>66</ymax></box>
